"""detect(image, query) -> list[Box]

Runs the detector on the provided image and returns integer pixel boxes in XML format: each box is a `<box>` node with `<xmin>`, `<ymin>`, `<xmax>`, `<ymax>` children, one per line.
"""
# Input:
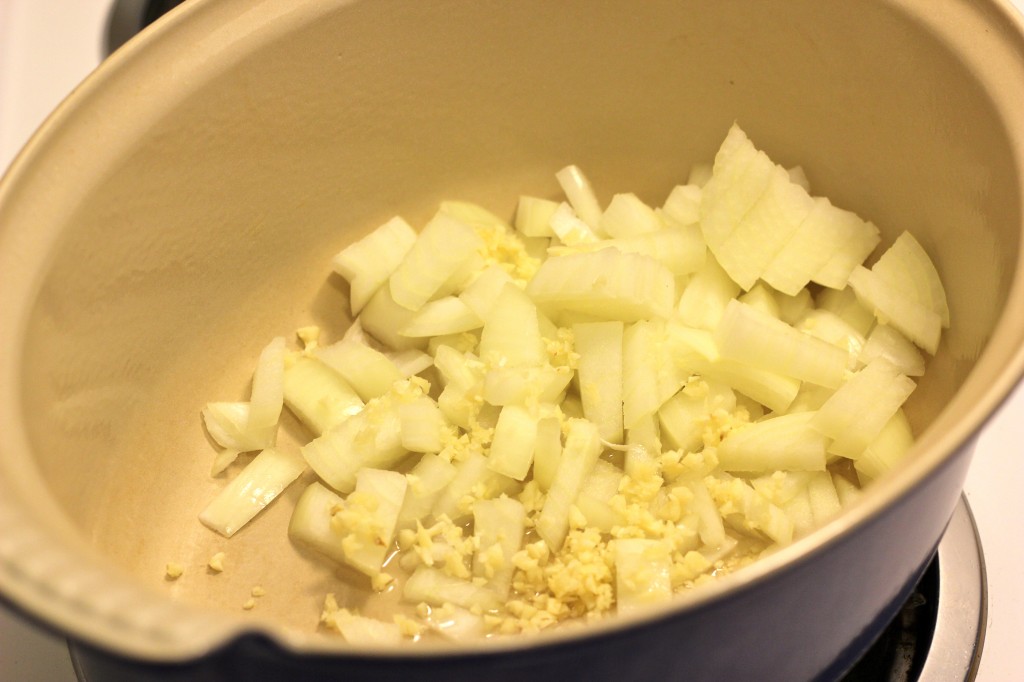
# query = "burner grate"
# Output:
<box><xmin>840</xmin><ymin>499</ymin><xmax>986</xmax><ymax>682</ymax></box>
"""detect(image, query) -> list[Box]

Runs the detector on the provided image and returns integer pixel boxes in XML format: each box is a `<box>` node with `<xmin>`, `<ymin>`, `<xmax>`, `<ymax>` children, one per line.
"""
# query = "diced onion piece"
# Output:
<box><xmin>832</xmin><ymin>473</ymin><xmax>863</xmax><ymax>509</ymax></box>
<box><xmin>332</xmin><ymin>217</ymin><xmax>418</xmax><ymax>315</ymax></box>
<box><xmin>526</xmin><ymin>249</ymin><xmax>675</xmax><ymax>322</ymax></box>
<box><xmin>398</xmin><ymin>396</ymin><xmax>446</xmax><ymax>453</ymax></box>
<box><xmin>210</xmin><ymin>449</ymin><xmax>240</xmax><ymax>476</ymax></box>
<box><xmin>806</xmin><ymin>471</ymin><xmax>842</xmax><ymax>527</ymax></box>
<box><xmin>775</xmin><ymin>287</ymin><xmax>813</xmax><ymax>326</ymax></box>
<box><xmin>340</xmin><ymin>317</ymin><xmax>374</xmax><ymax>346</ymax></box>
<box><xmin>515</xmin><ymin>196</ymin><xmax>560</xmax><ymax>237</ymax></box>
<box><xmin>389</xmin><ymin>212</ymin><xmax>485</xmax><ymax>311</ymax></box>
<box><xmin>676</xmin><ymin>256</ymin><xmax>741</xmax><ymax>330</ymax></box>
<box><xmin>324</xmin><ymin>608</ymin><xmax>402</xmax><ymax>646</ymax></box>
<box><xmin>785</xmin><ymin>383</ymin><xmax>834</xmax><ymax>414</ymax></box>
<box><xmin>681</xmin><ymin>479</ymin><xmax>726</xmax><ymax>548</ymax></box>
<box><xmin>332</xmin><ymin>468</ymin><xmax>408</xmax><ymax>577</ymax></box>
<box><xmin>289</xmin><ymin>481</ymin><xmax>348</xmax><ymax>565</ymax></box>
<box><xmin>717</xmin><ymin>412</ymin><xmax>827</xmax><ymax>473</ymax></box>
<box><xmin>787</xmin><ymin>165</ymin><xmax>810</xmax><ymax>192</ymax></box>
<box><xmin>716</xmin><ymin>300</ymin><xmax>847</xmax><ymax>388</ymax></box>
<box><xmin>399</xmin><ymin>296</ymin><xmax>483</xmax><ymax>338</ymax></box>
<box><xmin>337</xmin><ymin>464</ymin><xmax>405</xmax><ymax>577</ymax></box>
<box><xmin>781</xmin><ymin>489</ymin><xmax>815</xmax><ymax>538</ymax></box>
<box><xmin>615</xmin><ymin>539</ymin><xmax>673</xmax><ymax>614</ymax></box>
<box><xmin>301</xmin><ymin>398</ymin><xmax>407</xmax><ymax>494</ymax></box>
<box><xmin>762</xmin><ymin>198</ymin><xmax>879</xmax><ymax>295</ymax></box>
<box><xmin>472</xmin><ymin>497</ymin><xmax>526</xmax><ymax>598</ymax></box>
<box><xmin>386</xmin><ymin>349</ymin><xmax>434</xmax><ymax>378</ymax></box>
<box><xmin>434</xmin><ymin>347</ymin><xmax>486</xmax><ymax>430</ymax></box>
<box><xmin>812</xmin><ymin>215</ymin><xmax>881</xmax><ymax>291</ymax></box>
<box><xmin>855</xmin><ymin>409</ymin><xmax>914</xmax><ymax>482</ymax></box>
<box><xmin>623</xmin><ymin>320</ymin><xmax>685</xmax><ymax>429</ymax></box>
<box><xmin>575</xmin><ymin>459</ymin><xmax>625</xmax><ymax>532</ymax></box>
<box><xmin>816</xmin><ymin>286</ymin><xmax>876</xmax><ymax>337</ymax></box>
<box><xmin>283</xmin><ymin>356</ymin><xmax>363</xmax><ymax>436</ymax></box>
<box><xmin>458</xmin><ymin>265</ymin><xmax>515</xmax><ymax>320</ymax></box>
<box><xmin>482</xmin><ymin>365</ymin><xmax>572</xmax><ymax>407</ymax></box>
<box><xmin>430</xmin><ymin>339</ymin><xmax>477</xmax><ymax>382</ymax></box>
<box><xmin>738</xmin><ymin>282</ymin><xmax>781</xmax><ymax>319</ymax></box>
<box><xmin>700</xmin><ymin>124</ymin><xmax>776</xmax><ymax>268</ymax></box>
<box><xmin>716</xmin><ymin>165</ymin><xmax>813</xmax><ymax>290</ymax></box>
<box><xmin>199</xmin><ymin>447</ymin><xmax>306</xmax><ymax>538</ymax></box>
<box><xmin>488</xmin><ymin>405</ymin><xmax>538</xmax><ymax>481</ymax></box>
<box><xmin>423</xmin><ymin>605</ymin><xmax>486</xmax><ymax>641</ymax></box>
<box><xmin>202</xmin><ymin>339</ymin><xmax>286</xmax><ymax>452</ymax></box>
<box><xmin>707</xmin><ymin>476</ymin><xmax>793</xmax><ymax>545</ymax></box>
<box><xmin>403</xmin><ymin>567</ymin><xmax>502</xmax><ymax>612</ymax></box>
<box><xmin>664</xmin><ymin>322</ymin><xmax>719</xmax><ymax>363</ymax></box>
<box><xmin>626</xmin><ymin>415</ymin><xmax>661</xmax><ymax>458</ymax></box>
<box><xmin>432</xmin><ymin>452</ymin><xmax>519</xmax><ymax>524</ymax></box>
<box><xmin>658</xmin><ymin>381</ymin><xmax>735</xmax><ymax>453</ymax></box>
<box><xmin>315</xmin><ymin>339</ymin><xmax>403</xmax><ymax>401</ymax></box>
<box><xmin>859</xmin><ymin>324</ymin><xmax>926</xmax><ymax>377</ymax></box>
<box><xmin>606</xmin><ymin>225</ymin><xmax>706</xmax><ymax>277</ymax></box>
<box><xmin>549</xmin><ymin>202</ymin><xmax>599</xmax><ymax>246</ymax></box>
<box><xmin>360</xmin><ymin>285</ymin><xmax>429</xmax><ymax>351</ymax></box>
<box><xmin>812</xmin><ymin>358</ymin><xmax>916</xmax><ymax>459</ymax></box>
<box><xmin>685</xmin><ymin>356</ymin><xmax>800</xmax><ymax>414</ymax></box>
<box><xmin>203</xmin><ymin>402</ymin><xmax>270</xmax><ymax>452</ymax></box>
<box><xmin>848</xmin><ymin>266</ymin><xmax>941</xmax><ymax>354</ymax></box>
<box><xmin>536</xmin><ymin>419</ymin><xmax>602</xmax><ymax>551</ymax></box>
<box><xmin>599</xmin><ymin>193</ymin><xmax>661</xmax><ymax>238</ymax></box>
<box><xmin>397</xmin><ymin>454</ymin><xmax>458</xmax><ymax>528</ymax></box>
<box><xmin>247</xmin><ymin>337</ymin><xmax>286</xmax><ymax>433</ymax></box>
<box><xmin>435</xmin><ymin>251</ymin><xmax>487</xmax><ymax>300</ymax></box>
<box><xmin>795</xmin><ymin>309</ymin><xmax>865</xmax><ymax>369</ymax></box>
<box><xmin>872</xmin><ymin>231</ymin><xmax>949</xmax><ymax>328</ymax></box>
<box><xmin>661</xmin><ymin>184</ymin><xmax>702</xmax><ymax>226</ymax></box>
<box><xmin>573</xmin><ymin>321</ymin><xmax>625</xmax><ymax>442</ymax></box>
<box><xmin>479</xmin><ymin>284</ymin><xmax>545</xmax><ymax>367</ymax></box>
<box><xmin>532</xmin><ymin>417</ymin><xmax>563</xmax><ymax>492</ymax></box>
<box><xmin>555</xmin><ymin>165</ymin><xmax>603</xmax><ymax>231</ymax></box>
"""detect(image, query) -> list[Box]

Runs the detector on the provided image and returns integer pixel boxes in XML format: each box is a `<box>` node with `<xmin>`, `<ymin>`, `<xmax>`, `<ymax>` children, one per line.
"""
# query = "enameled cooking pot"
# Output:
<box><xmin>1</xmin><ymin>1</ymin><xmax>1023</xmax><ymax>680</ymax></box>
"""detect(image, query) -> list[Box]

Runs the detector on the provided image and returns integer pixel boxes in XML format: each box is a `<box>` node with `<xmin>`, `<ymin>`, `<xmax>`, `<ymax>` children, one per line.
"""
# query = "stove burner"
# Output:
<box><xmin>105</xmin><ymin>0</ymin><xmax>186</xmax><ymax>55</ymax></box>
<box><xmin>841</xmin><ymin>499</ymin><xmax>987</xmax><ymax>681</ymax></box>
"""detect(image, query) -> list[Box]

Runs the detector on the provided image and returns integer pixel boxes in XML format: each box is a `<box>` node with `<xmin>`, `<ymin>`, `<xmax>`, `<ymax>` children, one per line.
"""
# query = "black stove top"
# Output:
<box><xmin>105</xmin><ymin>0</ymin><xmax>187</xmax><ymax>55</ymax></box>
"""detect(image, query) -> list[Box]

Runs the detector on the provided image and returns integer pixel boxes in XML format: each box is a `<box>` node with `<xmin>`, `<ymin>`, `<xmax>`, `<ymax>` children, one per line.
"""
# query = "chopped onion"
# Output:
<box><xmin>515</xmin><ymin>195</ymin><xmax>560</xmax><ymax>238</ymax></box>
<box><xmin>332</xmin><ymin>216</ymin><xmax>418</xmax><ymax>315</ymax></box>
<box><xmin>282</xmin><ymin>356</ymin><xmax>363</xmax><ymax>436</ymax></box>
<box><xmin>599</xmin><ymin>193</ymin><xmax>662</xmax><ymax>238</ymax></box>
<box><xmin>615</xmin><ymin>538</ymin><xmax>673</xmax><ymax>614</ymax></box>
<box><xmin>315</xmin><ymin>339</ymin><xmax>403</xmax><ymax>401</ymax></box>
<box><xmin>199</xmin><ymin>447</ymin><xmax>306</xmax><ymax>537</ymax></box>
<box><xmin>472</xmin><ymin>497</ymin><xmax>526</xmax><ymax>597</ymax></box>
<box><xmin>196</xmin><ymin>122</ymin><xmax>951</xmax><ymax>637</ymax></box>
<box><xmin>573</xmin><ymin>321</ymin><xmax>625</xmax><ymax>443</ymax></box>
<box><xmin>555</xmin><ymin>165</ymin><xmax>603</xmax><ymax>231</ymax></box>
<box><xmin>403</xmin><ymin>567</ymin><xmax>502</xmax><ymax>612</ymax></box>
<box><xmin>812</xmin><ymin>358</ymin><xmax>916</xmax><ymax>459</ymax></box>
<box><xmin>536</xmin><ymin>419</ymin><xmax>602</xmax><ymax>550</ymax></box>
<box><xmin>717</xmin><ymin>412</ymin><xmax>827</xmax><ymax>473</ymax></box>
<box><xmin>389</xmin><ymin>212</ymin><xmax>485</xmax><ymax>312</ymax></box>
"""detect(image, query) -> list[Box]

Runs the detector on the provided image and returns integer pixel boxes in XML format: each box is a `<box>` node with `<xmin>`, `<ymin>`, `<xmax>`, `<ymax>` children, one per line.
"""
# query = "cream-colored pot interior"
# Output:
<box><xmin>1</xmin><ymin>0</ymin><xmax>1024</xmax><ymax>662</ymax></box>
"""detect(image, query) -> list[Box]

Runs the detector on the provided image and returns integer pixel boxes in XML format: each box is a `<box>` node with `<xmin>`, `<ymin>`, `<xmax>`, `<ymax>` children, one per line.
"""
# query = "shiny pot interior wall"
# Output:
<box><xmin>3</xmin><ymin>0</ymin><xmax>1021</xmax><ymax>640</ymax></box>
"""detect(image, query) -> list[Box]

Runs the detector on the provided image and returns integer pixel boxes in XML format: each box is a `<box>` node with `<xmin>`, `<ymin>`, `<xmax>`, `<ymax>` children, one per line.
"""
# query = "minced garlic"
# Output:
<box><xmin>207</xmin><ymin>552</ymin><xmax>226</xmax><ymax>573</ymax></box>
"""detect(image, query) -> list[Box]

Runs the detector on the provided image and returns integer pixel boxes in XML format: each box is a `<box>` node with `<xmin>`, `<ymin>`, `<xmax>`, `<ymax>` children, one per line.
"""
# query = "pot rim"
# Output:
<box><xmin>1</xmin><ymin>0</ymin><xmax>1023</xmax><ymax>663</ymax></box>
